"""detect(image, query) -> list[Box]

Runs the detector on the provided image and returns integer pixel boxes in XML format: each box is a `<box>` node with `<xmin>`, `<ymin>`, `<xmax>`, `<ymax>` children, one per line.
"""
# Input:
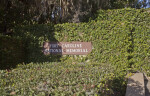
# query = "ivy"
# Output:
<box><xmin>0</xmin><ymin>8</ymin><xmax>149</xmax><ymax>95</ymax></box>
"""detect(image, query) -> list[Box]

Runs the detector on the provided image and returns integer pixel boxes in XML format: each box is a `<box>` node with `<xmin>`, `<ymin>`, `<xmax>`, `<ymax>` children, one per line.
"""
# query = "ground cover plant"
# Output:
<box><xmin>0</xmin><ymin>62</ymin><xmax>127</xmax><ymax>96</ymax></box>
<box><xmin>0</xmin><ymin>8</ymin><xmax>150</xmax><ymax>95</ymax></box>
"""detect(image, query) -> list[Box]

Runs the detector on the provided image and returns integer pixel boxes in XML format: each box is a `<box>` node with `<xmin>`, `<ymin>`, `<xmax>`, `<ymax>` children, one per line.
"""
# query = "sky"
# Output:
<box><xmin>139</xmin><ymin>0</ymin><xmax>150</xmax><ymax>8</ymax></box>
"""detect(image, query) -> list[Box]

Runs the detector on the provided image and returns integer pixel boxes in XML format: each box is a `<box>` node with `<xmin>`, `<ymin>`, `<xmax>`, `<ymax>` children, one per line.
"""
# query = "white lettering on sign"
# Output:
<box><xmin>62</xmin><ymin>44</ymin><xmax>82</xmax><ymax>48</ymax></box>
<box><xmin>48</xmin><ymin>49</ymin><xmax>63</xmax><ymax>52</ymax></box>
<box><xmin>66</xmin><ymin>49</ymin><xmax>88</xmax><ymax>52</ymax></box>
<box><xmin>50</xmin><ymin>44</ymin><xmax>59</xmax><ymax>48</ymax></box>
<box><xmin>43</xmin><ymin>42</ymin><xmax>92</xmax><ymax>55</ymax></box>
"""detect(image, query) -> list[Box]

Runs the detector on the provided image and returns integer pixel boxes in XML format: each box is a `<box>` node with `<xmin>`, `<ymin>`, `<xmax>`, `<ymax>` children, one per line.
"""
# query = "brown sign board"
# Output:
<box><xmin>43</xmin><ymin>42</ymin><xmax>92</xmax><ymax>55</ymax></box>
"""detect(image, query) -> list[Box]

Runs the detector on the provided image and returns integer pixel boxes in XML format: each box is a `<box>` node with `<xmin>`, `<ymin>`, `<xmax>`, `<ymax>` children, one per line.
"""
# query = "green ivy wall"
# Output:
<box><xmin>13</xmin><ymin>8</ymin><xmax>150</xmax><ymax>74</ymax></box>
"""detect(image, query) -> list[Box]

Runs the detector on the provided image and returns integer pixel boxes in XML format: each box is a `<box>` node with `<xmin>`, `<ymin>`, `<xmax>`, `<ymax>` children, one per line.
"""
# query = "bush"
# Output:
<box><xmin>0</xmin><ymin>35</ymin><xmax>25</xmax><ymax>69</ymax></box>
<box><xmin>132</xmin><ymin>10</ymin><xmax>150</xmax><ymax>75</ymax></box>
<box><xmin>14</xmin><ymin>24</ymin><xmax>62</xmax><ymax>63</ymax></box>
<box><xmin>0</xmin><ymin>62</ymin><xmax>127</xmax><ymax>96</ymax></box>
<box><xmin>54</xmin><ymin>8</ymin><xmax>150</xmax><ymax>73</ymax></box>
<box><xmin>13</xmin><ymin>8</ymin><xmax>150</xmax><ymax>74</ymax></box>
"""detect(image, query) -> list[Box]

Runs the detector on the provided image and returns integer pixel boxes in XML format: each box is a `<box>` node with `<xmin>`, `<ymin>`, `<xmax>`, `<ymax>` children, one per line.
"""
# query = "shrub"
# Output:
<box><xmin>13</xmin><ymin>8</ymin><xmax>150</xmax><ymax>74</ymax></box>
<box><xmin>0</xmin><ymin>62</ymin><xmax>127</xmax><ymax>96</ymax></box>
<box><xmin>0</xmin><ymin>35</ymin><xmax>25</xmax><ymax>69</ymax></box>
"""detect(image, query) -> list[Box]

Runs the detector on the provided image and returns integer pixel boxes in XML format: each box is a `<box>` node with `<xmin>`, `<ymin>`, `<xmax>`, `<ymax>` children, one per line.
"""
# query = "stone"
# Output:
<box><xmin>126</xmin><ymin>73</ymin><xmax>145</xmax><ymax>96</ymax></box>
<box><xmin>145</xmin><ymin>76</ymin><xmax>150</xmax><ymax>96</ymax></box>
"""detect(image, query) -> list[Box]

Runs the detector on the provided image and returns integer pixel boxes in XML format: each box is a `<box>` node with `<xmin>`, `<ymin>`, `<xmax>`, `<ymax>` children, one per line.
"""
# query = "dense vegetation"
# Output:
<box><xmin>0</xmin><ymin>8</ymin><xmax>150</xmax><ymax>95</ymax></box>
<box><xmin>0</xmin><ymin>35</ymin><xmax>25</xmax><ymax>69</ymax></box>
<box><xmin>0</xmin><ymin>62</ymin><xmax>127</xmax><ymax>95</ymax></box>
<box><xmin>13</xmin><ymin>8</ymin><xmax>150</xmax><ymax>74</ymax></box>
<box><xmin>1</xmin><ymin>0</ymin><xmax>149</xmax><ymax>35</ymax></box>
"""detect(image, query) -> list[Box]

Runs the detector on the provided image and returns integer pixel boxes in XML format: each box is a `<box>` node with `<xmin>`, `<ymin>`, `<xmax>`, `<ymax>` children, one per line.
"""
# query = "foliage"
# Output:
<box><xmin>0</xmin><ymin>8</ymin><xmax>150</xmax><ymax>95</ymax></box>
<box><xmin>132</xmin><ymin>9</ymin><xmax>150</xmax><ymax>75</ymax></box>
<box><xmin>0</xmin><ymin>62</ymin><xmax>127</xmax><ymax>96</ymax></box>
<box><xmin>0</xmin><ymin>35</ymin><xmax>25</xmax><ymax>69</ymax></box>
<box><xmin>14</xmin><ymin>24</ymin><xmax>62</xmax><ymax>63</ymax></box>
<box><xmin>1</xmin><ymin>0</ymin><xmax>149</xmax><ymax>34</ymax></box>
<box><xmin>13</xmin><ymin>8</ymin><xmax>150</xmax><ymax>73</ymax></box>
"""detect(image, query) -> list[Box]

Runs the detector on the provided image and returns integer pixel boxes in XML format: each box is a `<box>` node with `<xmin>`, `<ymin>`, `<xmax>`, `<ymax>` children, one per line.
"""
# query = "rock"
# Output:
<box><xmin>125</xmin><ymin>73</ymin><xmax>145</xmax><ymax>96</ymax></box>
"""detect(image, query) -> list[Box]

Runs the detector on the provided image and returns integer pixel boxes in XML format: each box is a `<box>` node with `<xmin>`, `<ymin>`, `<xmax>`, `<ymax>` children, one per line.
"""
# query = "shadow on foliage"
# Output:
<box><xmin>20</xmin><ymin>24</ymin><xmax>62</xmax><ymax>64</ymax></box>
<box><xmin>108</xmin><ymin>76</ymin><xmax>127</xmax><ymax>96</ymax></box>
<box><xmin>0</xmin><ymin>24</ymin><xmax>63</xmax><ymax>70</ymax></box>
<box><xmin>0</xmin><ymin>35</ymin><xmax>25</xmax><ymax>70</ymax></box>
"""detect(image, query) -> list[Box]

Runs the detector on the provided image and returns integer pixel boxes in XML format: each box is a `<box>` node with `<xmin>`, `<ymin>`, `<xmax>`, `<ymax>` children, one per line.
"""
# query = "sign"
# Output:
<box><xmin>43</xmin><ymin>42</ymin><xmax>92</xmax><ymax>55</ymax></box>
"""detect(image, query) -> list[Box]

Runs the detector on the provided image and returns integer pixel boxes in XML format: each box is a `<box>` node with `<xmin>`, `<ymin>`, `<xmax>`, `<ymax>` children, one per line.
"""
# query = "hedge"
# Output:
<box><xmin>0</xmin><ymin>35</ymin><xmax>25</xmax><ymax>69</ymax></box>
<box><xmin>132</xmin><ymin>9</ymin><xmax>150</xmax><ymax>75</ymax></box>
<box><xmin>0</xmin><ymin>62</ymin><xmax>127</xmax><ymax>96</ymax></box>
<box><xmin>14</xmin><ymin>8</ymin><xmax>150</xmax><ymax>73</ymax></box>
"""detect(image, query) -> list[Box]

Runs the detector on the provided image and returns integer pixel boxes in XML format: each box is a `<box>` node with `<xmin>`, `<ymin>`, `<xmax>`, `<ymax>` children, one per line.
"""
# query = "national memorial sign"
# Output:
<box><xmin>43</xmin><ymin>42</ymin><xmax>92</xmax><ymax>55</ymax></box>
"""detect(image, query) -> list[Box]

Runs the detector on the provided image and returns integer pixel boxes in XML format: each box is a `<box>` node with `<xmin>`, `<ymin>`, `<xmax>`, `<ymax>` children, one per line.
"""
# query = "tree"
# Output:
<box><xmin>1</xmin><ymin>0</ymin><xmax>149</xmax><ymax>34</ymax></box>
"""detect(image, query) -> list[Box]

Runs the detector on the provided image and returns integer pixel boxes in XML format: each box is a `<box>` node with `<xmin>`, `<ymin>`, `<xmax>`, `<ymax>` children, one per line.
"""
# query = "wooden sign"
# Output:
<box><xmin>43</xmin><ymin>42</ymin><xmax>92</xmax><ymax>55</ymax></box>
